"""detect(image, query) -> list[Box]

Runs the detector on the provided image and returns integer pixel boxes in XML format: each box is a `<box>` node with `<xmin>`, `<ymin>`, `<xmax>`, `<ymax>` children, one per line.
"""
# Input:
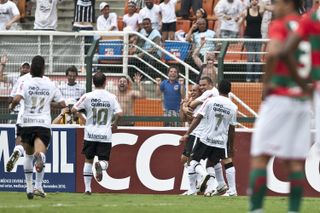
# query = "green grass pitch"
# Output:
<box><xmin>0</xmin><ymin>192</ymin><xmax>319</xmax><ymax>213</ymax></box>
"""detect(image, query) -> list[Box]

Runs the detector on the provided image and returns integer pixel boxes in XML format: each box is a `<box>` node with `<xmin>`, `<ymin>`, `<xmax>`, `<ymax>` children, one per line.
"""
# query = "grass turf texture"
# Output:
<box><xmin>0</xmin><ymin>192</ymin><xmax>319</xmax><ymax>213</ymax></box>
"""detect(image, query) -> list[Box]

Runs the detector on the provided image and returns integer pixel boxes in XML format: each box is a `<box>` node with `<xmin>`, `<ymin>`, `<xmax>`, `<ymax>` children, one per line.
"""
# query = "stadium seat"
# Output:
<box><xmin>208</xmin><ymin>20</ymin><xmax>215</xmax><ymax>30</ymax></box>
<box><xmin>164</xmin><ymin>40</ymin><xmax>191</xmax><ymax>63</ymax></box>
<box><xmin>224</xmin><ymin>43</ymin><xmax>247</xmax><ymax>62</ymax></box>
<box><xmin>98</xmin><ymin>40</ymin><xmax>123</xmax><ymax>64</ymax></box>
<box><xmin>134</xmin><ymin>99</ymin><xmax>163</xmax><ymax>126</ymax></box>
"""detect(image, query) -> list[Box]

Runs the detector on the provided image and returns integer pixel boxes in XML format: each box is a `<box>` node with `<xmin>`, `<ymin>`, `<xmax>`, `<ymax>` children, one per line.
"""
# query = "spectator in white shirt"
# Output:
<box><xmin>123</xmin><ymin>1</ymin><xmax>139</xmax><ymax>31</ymax></box>
<box><xmin>159</xmin><ymin>0</ymin><xmax>177</xmax><ymax>41</ymax></box>
<box><xmin>0</xmin><ymin>0</ymin><xmax>20</xmax><ymax>30</ymax></box>
<box><xmin>33</xmin><ymin>0</ymin><xmax>62</xmax><ymax>30</ymax></box>
<box><xmin>214</xmin><ymin>0</ymin><xmax>245</xmax><ymax>38</ymax></box>
<box><xmin>97</xmin><ymin>2</ymin><xmax>118</xmax><ymax>31</ymax></box>
<box><xmin>138</xmin><ymin>0</ymin><xmax>161</xmax><ymax>31</ymax></box>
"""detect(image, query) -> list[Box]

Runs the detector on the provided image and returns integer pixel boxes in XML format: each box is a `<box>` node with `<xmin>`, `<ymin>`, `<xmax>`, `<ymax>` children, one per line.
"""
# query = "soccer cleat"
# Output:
<box><xmin>26</xmin><ymin>192</ymin><xmax>34</xmax><ymax>200</ymax></box>
<box><xmin>34</xmin><ymin>152</ymin><xmax>44</xmax><ymax>173</ymax></box>
<box><xmin>210</xmin><ymin>184</ymin><xmax>229</xmax><ymax>196</ymax></box>
<box><xmin>34</xmin><ymin>189</ymin><xmax>47</xmax><ymax>198</ymax></box>
<box><xmin>84</xmin><ymin>191</ymin><xmax>92</xmax><ymax>195</ymax></box>
<box><xmin>6</xmin><ymin>150</ymin><xmax>20</xmax><ymax>172</ymax></box>
<box><xmin>221</xmin><ymin>190</ymin><xmax>238</xmax><ymax>197</ymax></box>
<box><xmin>204</xmin><ymin>176</ymin><xmax>218</xmax><ymax>197</ymax></box>
<box><xmin>95</xmin><ymin>162</ymin><xmax>103</xmax><ymax>182</ymax></box>
<box><xmin>199</xmin><ymin>175</ymin><xmax>210</xmax><ymax>193</ymax></box>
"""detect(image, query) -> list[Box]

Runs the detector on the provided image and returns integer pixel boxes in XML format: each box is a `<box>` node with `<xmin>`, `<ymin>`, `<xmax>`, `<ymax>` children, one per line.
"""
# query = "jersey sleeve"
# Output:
<box><xmin>230</xmin><ymin>105</ymin><xmax>238</xmax><ymax>126</ymax></box>
<box><xmin>53</xmin><ymin>86</ymin><xmax>65</xmax><ymax>103</ymax></box>
<box><xmin>15</xmin><ymin>81</ymin><xmax>26</xmax><ymax>98</ymax></box>
<box><xmin>295</xmin><ymin>15</ymin><xmax>312</xmax><ymax>40</ymax></box>
<box><xmin>10</xmin><ymin>79</ymin><xmax>20</xmax><ymax>97</ymax></box>
<box><xmin>159</xmin><ymin>81</ymin><xmax>165</xmax><ymax>92</ymax></box>
<box><xmin>268</xmin><ymin>20</ymin><xmax>285</xmax><ymax>41</ymax></box>
<box><xmin>197</xmin><ymin>98</ymin><xmax>210</xmax><ymax>117</ymax></box>
<box><xmin>74</xmin><ymin>94</ymin><xmax>87</xmax><ymax>111</ymax></box>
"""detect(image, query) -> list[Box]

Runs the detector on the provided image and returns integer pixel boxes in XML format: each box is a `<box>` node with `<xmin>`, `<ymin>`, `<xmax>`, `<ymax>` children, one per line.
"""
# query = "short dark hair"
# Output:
<box><xmin>31</xmin><ymin>55</ymin><xmax>45</xmax><ymax>77</ymax></box>
<box><xmin>218</xmin><ymin>79</ymin><xmax>231</xmax><ymax>95</ymax></box>
<box><xmin>200</xmin><ymin>76</ymin><xmax>213</xmax><ymax>85</ymax></box>
<box><xmin>284</xmin><ymin>0</ymin><xmax>303</xmax><ymax>13</ymax></box>
<box><xmin>65</xmin><ymin>66</ymin><xmax>78</xmax><ymax>76</ymax></box>
<box><xmin>167</xmin><ymin>65</ymin><xmax>179</xmax><ymax>74</ymax></box>
<box><xmin>93</xmin><ymin>71</ymin><xmax>106</xmax><ymax>87</ymax></box>
<box><xmin>142</xmin><ymin>17</ymin><xmax>151</xmax><ymax>23</ymax></box>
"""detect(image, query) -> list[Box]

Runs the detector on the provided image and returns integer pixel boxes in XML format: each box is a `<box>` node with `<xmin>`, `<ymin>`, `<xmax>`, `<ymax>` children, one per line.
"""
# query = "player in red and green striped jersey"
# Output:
<box><xmin>249</xmin><ymin>0</ymin><xmax>312</xmax><ymax>212</ymax></box>
<box><xmin>282</xmin><ymin>0</ymin><xmax>320</xmax><ymax>145</ymax></box>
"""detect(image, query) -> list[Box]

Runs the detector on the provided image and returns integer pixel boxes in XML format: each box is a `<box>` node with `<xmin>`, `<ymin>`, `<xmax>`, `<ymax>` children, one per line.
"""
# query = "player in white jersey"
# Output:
<box><xmin>9</xmin><ymin>55</ymin><xmax>66</xmax><ymax>200</ymax></box>
<box><xmin>6</xmin><ymin>61</ymin><xmax>31</xmax><ymax>172</ymax></box>
<box><xmin>59</xmin><ymin>66</ymin><xmax>85</xmax><ymax>102</ymax></box>
<box><xmin>189</xmin><ymin>76</ymin><xmax>228</xmax><ymax>195</ymax></box>
<box><xmin>180</xmin><ymin>80</ymin><xmax>238</xmax><ymax>196</ymax></box>
<box><xmin>72</xmin><ymin>71</ymin><xmax>122</xmax><ymax>195</ymax></box>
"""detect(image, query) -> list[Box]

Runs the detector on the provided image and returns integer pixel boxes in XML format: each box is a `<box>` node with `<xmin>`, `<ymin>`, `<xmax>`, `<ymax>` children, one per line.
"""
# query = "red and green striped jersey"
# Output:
<box><xmin>296</xmin><ymin>9</ymin><xmax>320</xmax><ymax>81</ymax></box>
<box><xmin>268</xmin><ymin>14</ymin><xmax>307</xmax><ymax>98</ymax></box>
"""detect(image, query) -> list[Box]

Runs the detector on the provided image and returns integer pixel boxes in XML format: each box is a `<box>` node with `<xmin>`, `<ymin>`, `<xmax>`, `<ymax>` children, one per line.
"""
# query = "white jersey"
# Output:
<box><xmin>198</xmin><ymin>96</ymin><xmax>237</xmax><ymax>148</ymax></box>
<box><xmin>159</xmin><ymin>0</ymin><xmax>177</xmax><ymax>23</ymax></box>
<box><xmin>0</xmin><ymin>1</ymin><xmax>20</xmax><ymax>30</ymax></box>
<box><xmin>59</xmin><ymin>82</ymin><xmax>85</xmax><ymax>102</ymax></box>
<box><xmin>11</xmin><ymin>73</ymin><xmax>51</xmax><ymax>124</ymax></box>
<box><xmin>96</xmin><ymin>13</ymin><xmax>118</xmax><ymax>31</ymax></box>
<box><xmin>191</xmin><ymin>88</ymin><xmax>219</xmax><ymax>137</ymax></box>
<box><xmin>138</xmin><ymin>4</ymin><xmax>161</xmax><ymax>31</ymax></box>
<box><xmin>16</xmin><ymin>76</ymin><xmax>64</xmax><ymax>128</ymax></box>
<box><xmin>34</xmin><ymin>0</ymin><xmax>61</xmax><ymax>30</ymax></box>
<box><xmin>74</xmin><ymin>89</ymin><xmax>122</xmax><ymax>143</ymax></box>
<box><xmin>123</xmin><ymin>13</ymin><xmax>139</xmax><ymax>31</ymax></box>
<box><xmin>197</xmin><ymin>87</ymin><xmax>219</xmax><ymax>103</ymax></box>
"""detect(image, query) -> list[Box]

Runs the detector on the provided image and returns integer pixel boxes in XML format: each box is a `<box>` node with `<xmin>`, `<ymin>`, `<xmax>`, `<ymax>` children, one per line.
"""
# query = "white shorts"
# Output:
<box><xmin>251</xmin><ymin>95</ymin><xmax>312</xmax><ymax>159</ymax></box>
<box><xmin>314</xmin><ymin>89</ymin><xmax>320</xmax><ymax>144</ymax></box>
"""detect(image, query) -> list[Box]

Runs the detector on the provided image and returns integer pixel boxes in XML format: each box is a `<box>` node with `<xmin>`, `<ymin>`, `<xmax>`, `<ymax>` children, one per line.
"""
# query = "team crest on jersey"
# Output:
<box><xmin>173</xmin><ymin>85</ymin><xmax>179</xmax><ymax>91</ymax></box>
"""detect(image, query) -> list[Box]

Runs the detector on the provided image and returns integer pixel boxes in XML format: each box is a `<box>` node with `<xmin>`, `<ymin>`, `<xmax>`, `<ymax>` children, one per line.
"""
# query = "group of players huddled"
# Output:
<box><xmin>4</xmin><ymin>1</ymin><xmax>320</xmax><ymax>212</ymax></box>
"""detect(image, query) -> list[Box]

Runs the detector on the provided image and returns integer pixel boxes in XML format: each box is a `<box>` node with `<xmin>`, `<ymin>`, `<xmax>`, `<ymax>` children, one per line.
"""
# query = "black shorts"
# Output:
<box><xmin>15</xmin><ymin>124</ymin><xmax>22</xmax><ymax>137</ymax></box>
<box><xmin>82</xmin><ymin>140</ymin><xmax>112</xmax><ymax>161</ymax></box>
<box><xmin>182</xmin><ymin>135</ymin><xmax>198</xmax><ymax>157</ymax></box>
<box><xmin>191</xmin><ymin>139</ymin><xmax>229</xmax><ymax>163</ymax></box>
<box><xmin>161</xmin><ymin>22</ymin><xmax>176</xmax><ymax>32</ymax></box>
<box><xmin>21</xmin><ymin>127</ymin><xmax>51</xmax><ymax>148</ymax></box>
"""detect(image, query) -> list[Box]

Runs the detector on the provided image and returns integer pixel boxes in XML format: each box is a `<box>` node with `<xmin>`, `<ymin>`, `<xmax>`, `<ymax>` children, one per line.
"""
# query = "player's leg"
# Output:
<box><xmin>212</xmin><ymin>161</ymin><xmax>228</xmax><ymax>193</ymax></box>
<box><xmin>248</xmin><ymin>155</ymin><xmax>270</xmax><ymax>212</ymax></box>
<box><xmin>20</xmin><ymin>127</ymin><xmax>35</xmax><ymax>199</ymax></box>
<box><xmin>6</xmin><ymin>125</ymin><xmax>24</xmax><ymax>172</ymax></box>
<box><xmin>221</xmin><ymin>158</ymin><xmax>237</xmax><ymax>196</ymax></box>
<box><xmin>95</xmin><ymin>142</ymin><xmax>112</xmax><ymax>182</ymax></box>
<box><xmin>33</xmin><ymin>127</ymin><xmax>51</xmax><ymax>198</ymax></box>
<box><xmin>286</xmin><ymin>160</ymin><xmax>305</xmax><ymax>213</ymax></box>
<box><xmin>189</xmin><ymin>141</ymin><xmax>210</xmax><ymax>193</ymax></box>
<box><xmin>82</xmin><ymin>140</ymin><xmax>95</xmax><ymax>195</ymax></box>
<box><xmin>204</xmin><ymin>157</ymin><xmax>219</xmax><ymax>196</ymax></box>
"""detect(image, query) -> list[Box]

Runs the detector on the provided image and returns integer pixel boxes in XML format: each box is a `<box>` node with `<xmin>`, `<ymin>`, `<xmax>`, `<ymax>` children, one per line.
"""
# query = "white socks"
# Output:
<box><xmin>14</xmin><ymin>145</ymin><xmax>24</xmax><ymax>157</ymax></box>
<box><xmin>83</xmin><ymin>163</ymin><xmax>93</xmax><ymax>192</ymax></box>
<box><xmin>35</xmin><ymin>153</ymin><xmax>46</xmax><ymax>190</ymax></box>
<box><xmin>214</xmin><ymin>163</ymin><xmax>226</xmax><ymax>187</ymax></box>
<box><xmin>24</xmin><ymin>154</ymin><xmax>34</xmax><ymax>193</ymax></box>
<box><xmin>226</xmin><ymin>166</ymin><xmax>236</xmax><ymax>193</ymax></box>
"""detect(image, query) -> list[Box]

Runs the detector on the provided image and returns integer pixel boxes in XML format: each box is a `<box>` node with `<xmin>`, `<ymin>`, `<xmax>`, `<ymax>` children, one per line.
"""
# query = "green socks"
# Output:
<box><xmin>289</xmin><ymin>171</ymin><xmax>304</xmax><ymax>212</ymax></box>
<box><xmin>249</xmin><ymin>169</ymin><xmax>267</xmax><ymax>211</ymax></box>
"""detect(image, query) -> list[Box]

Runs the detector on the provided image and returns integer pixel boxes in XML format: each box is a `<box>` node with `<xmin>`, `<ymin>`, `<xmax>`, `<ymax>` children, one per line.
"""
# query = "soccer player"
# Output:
<box><xmin>281</xmin><ymin>0</ymin><xmax>320</xmax><ymax>146</ymax></box>
<box><xmin>9</xmin><ymin>55</ymin><xmax>66</xmax><ymax>199</ymax></box>
<box><xmin>189</xmin><ymin>76</ymin><xmax>229</xmax><ymax>195</ymax></box>
<box><xmin>6</xmin><ymin>60</ymin><xmax>31</xmax><ymax>172</ymax></box>
<box><xmin>180</xmin><ymin>79</ymin><xmax>238</xmax><ymax>196</ymax></box>
<box><xmin>72</xmin><ymin>71</ymin><xmax>122</xmax><ymax>195</ymax></box>
<box><xmin>248</xmin><ymin>0</ymin><xmax>312</xmax><ymax>212</ymax></box>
